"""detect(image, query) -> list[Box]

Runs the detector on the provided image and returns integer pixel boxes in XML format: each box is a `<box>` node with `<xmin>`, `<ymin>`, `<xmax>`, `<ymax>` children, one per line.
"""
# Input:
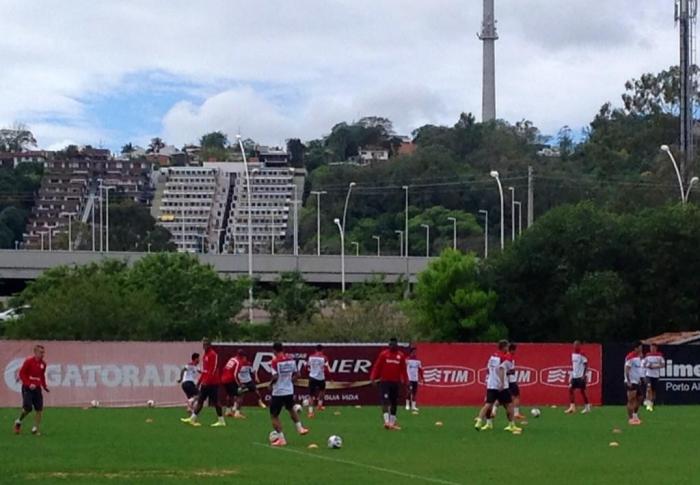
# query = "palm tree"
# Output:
<box><xmin>147</xmin><ymin>137</ymin><xmax>165</xmax><ymax>154</ymax></box>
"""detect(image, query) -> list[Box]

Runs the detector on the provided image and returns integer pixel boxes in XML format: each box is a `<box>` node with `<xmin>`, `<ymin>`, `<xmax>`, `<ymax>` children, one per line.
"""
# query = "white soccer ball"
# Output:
<box><xmin>302</xmin><ymin>398</ymin><xmax>310</xmax><ymax>407</ymax></box>
<box><xmin>327</xmin><ymin>435</ymin><xmax>343</xmax><ymax>449</ymax></box>
<box><xmin>269</xmin><ymin>430</ymin><xmax>281</xmax><ymax>444</ymax></box>
<box><xmin>146</xmin><ymin>399</ymin><xmax>155</xmax><ymax>408</ymax></box>
<box><xmin>293</xmin><ymin>404</ymin><xmax>303</xmax><ymax>413</ymax></box>
<box><xmin>530</xmin><ymin>408</ymin><xmax>541</xmax><ymax>418</ymax></box>
<box><xmin>90</xmin><ymin>400</ymin><xmax>100</xmax><ymax>408</ymax></box>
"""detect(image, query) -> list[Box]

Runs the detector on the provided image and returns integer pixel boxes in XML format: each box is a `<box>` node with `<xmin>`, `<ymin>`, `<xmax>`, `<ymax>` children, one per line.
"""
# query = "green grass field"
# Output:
<box><xmin>1</xmin><ymin>405</ymin><xmax>699</xmax><ymax>485</ymax></box>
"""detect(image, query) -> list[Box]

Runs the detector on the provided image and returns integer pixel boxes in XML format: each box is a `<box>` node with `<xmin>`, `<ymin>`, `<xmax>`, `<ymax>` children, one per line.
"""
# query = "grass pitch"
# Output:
<box><xmin>1</xmin><ymin>405</ymin><xmax>699</xmax><ymax>484</ymax></box>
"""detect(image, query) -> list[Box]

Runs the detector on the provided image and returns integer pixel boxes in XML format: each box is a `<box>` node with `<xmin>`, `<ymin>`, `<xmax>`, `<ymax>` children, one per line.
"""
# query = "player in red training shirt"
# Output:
<box><xmin>222</xmin><ymin>349</ymin><xmax>266</xmax><ymax>419</ymax></box>
<box><xmin>14</xmin><ymin>344</ymin><xmax>49</xmax><ymax>436</ymax></box>
<box><xmin>181</xmin><ymin>338</ymin><xmax>225</xmax><ymax>427</ymax></box>
<box><xmin>370</xmin><ymin>338</ymin><xmax>408</xmax><ymax>430</ymax></box>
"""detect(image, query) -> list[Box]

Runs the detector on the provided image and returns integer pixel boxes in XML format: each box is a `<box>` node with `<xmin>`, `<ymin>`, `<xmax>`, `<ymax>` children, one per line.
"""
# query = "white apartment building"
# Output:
<box><xmin>157</xmin><ymin>166</ymin><xmax>218</xmax><ymax>253</ymax></box>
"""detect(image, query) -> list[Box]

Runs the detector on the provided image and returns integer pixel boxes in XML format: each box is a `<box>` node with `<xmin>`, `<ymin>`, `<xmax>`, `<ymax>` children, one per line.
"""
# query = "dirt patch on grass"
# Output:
<box><xmin>23</xmin><ymin>469</ymin><xmax>238</xmax><ymax>480</ymax></box>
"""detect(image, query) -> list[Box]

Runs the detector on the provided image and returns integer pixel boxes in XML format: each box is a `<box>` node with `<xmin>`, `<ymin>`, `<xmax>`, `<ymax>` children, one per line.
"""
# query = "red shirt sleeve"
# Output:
<box><xmin>400</xmin><ymin>354</ymin><xmax>408</xmax><ymax>383</ymax></box>
<box><xmin>18</xmin><ymin>357</ymin><xmax>31</xmax><ymax>387</ymax></box>
<box><xmin>40</xmin><ymin>361</ymin><xmax>47</xmax><ymax>388</ymax></box>
<box><xmin>370</xmin><ymin>351</ymin><xmax>385</xmax><ymax>381</ymax></box>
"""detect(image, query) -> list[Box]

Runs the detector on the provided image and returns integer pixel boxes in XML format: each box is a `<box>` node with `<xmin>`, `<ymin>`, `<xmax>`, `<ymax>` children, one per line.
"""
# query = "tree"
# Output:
<box><xmin>286</xmin><ymin>138</ymin><xmax>305</xmax><ymax>168</ymax></box>
<box><xmin>200</xmin><ymin>131</ymin><xmax>228</xmax><ymax>150</ymax></box>
<box><xmin>148</xmin><ymin>137</ymin><xmax>166</xmax><ymax>154</ymax></box>
<box><xmin>121</xmin><ymin>143</ymin><xmax>135</xmax><ymax>155</ymax></box>
<box><xmin>266</xmin><ymin>272</ymin><xmax>318</xmax><ymax>326</ymax></box>
<box><xmin>411</xmin><ymin>250</ymin><xmax>501</xmax><ymax>341</ymax></box>
<box><xmin>621</xmin><ymin>66</ymin><xmax>698</xmax><ymax>116</ymax></box>
<box><xmin>107</xmin><ymin>200</ymin><xmax>176</xmax><ymax>252</ymax></box>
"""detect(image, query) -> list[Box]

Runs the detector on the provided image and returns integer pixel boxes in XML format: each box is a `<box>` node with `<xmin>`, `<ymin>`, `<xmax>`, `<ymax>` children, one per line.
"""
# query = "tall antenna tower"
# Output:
<box><xmin>478</xmin><ymin>0</ymin><xmax>498</xmax><ymax>122</ymax></box>
<box><xmin>677</xmin><ymin>0</ymin><xmax>698</xmax><ymax>178</ymax></box>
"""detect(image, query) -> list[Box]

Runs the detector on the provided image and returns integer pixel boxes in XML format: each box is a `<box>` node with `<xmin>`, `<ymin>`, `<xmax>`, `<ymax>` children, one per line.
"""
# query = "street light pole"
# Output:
<box><xmin>395</xmin><ymin>230</ymin><xmax>404</xmax><ymax>257</ymax></box>
<box><xmin>91</xmin><ymin>195</ymin><xmax>96</xmax><ymax>252</ymax></box>
<box><xmin>372</xmin><ymin>235</ymin><xmax>380</xmax><ymax>256</ymax></box>
<box><xmin>342</xmin><ymin>182</ymin><xmax>356</xmax><ymax>234</ymax></box>
<box><xmin>447</xmin><ymin>216</ymin><xmax>457</xmax><ymax>250</ymax></box>
<box><xmin>104</xmin><ymin>186</ymin><xmax>115</xmax><ymax>253</ymax></box>
<box><xmin>310</xmin><ymin>190</ymin><xmax>327</xmax><ymax>256</ymax></box>
<box><xmin>334</xmin><ymin>218</ymin><xmax>346</xmax><ymax>307</ymax></box>
<box><xmin>237</xmin><ymin>134</ymin><xmax>254</xmax><ymax>323</ymax></box>
<box><xmin>421</xmin><ymin>224</ymin><xmax>430</xmax><ymax>257</ymax></box>
<box><xmin>479</xmin><ymin>210</ymin><xmax>489</xmax><ymax>259</ymax></box>
<box><xmin>292</xmin><ymin>179</ymin><xmax>299</xmax><ymax>256</ymax></box>
<box><xmin>686</xmin><ymin>176</ymin><xmax>700</xmax><ymax>202</ymax></box>
<box><xmin>402</xmin><ymin>186</ymin><xmax>409</xmax><ymax>257</ymax></box>
<box><xmin>47</xmin><ymin>224</ymin><xmax>58</xmax><ymax>251</ymax></box>
<box><xmin>60</xmin><ymin>212</ymin><xmax>77</xmax><ymax>251</ymax></box>
<box><xmin>38</xmin><ymin>232</ymin><xmax>46</xmax><ymax>251</ymax></box>
<box><xmin>514</xmin><ymin>201</ymin><xmax>522</xmax><ymax>236</ymax></box>
<box><xmin>351</xmin><ymin>241</ymin><xmax>359</xmax><ymax>256</ymax></box>
<box><xmin>490</xmin><ymin>171</ymin><xmax>505</xmax><ymax>250</ymax></box>
<box><xmin>509</xmin><ymin>186</ymin><xmax>515</xmax><ymax>242</ymax></box>
<box><xmin>661</xmin><ymin>145</ymin><xmax>688</xmax><ymax>204</ymax></box>
<box><xmin>98</xmin><ymin>179</ymin><xmax>103</xmax><ymax>252</ymax></box>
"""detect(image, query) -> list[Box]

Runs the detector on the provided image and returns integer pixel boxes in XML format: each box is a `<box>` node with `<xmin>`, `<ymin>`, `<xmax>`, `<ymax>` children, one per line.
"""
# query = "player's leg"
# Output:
<box><xmin>580</xmin><ymin>384</ymin><xmax>591</xmax><ymax>413</ymax></box>
<box><xmin>502</xmin><ymin>391</ymin><xmax>519</xmax><ymax>432</ymax></box>
<box><xmin>565</xmin><ymin>382</ymin><xmax>577</xmax><ymax>413</ymax></box>
<box><xmin>317</xmin><ymin>380</ymin><xmax>326</xmax><ymax>410</ymax></box>
<box><xmin>405</xmin><ymin>382</ymin><xmax>411</xmax><ymax>410</ymax></box>
<box><xmin>388</xmin><ymin>383</ymin><xmax>400</xmax><ymax>429</ymax></box>
<box><xmin>31</xmin><ymin>390</ymin><xmax>43</xmax><ymax>435</ymax></box>
<box><xmin>210</xmin><ymin>387</ymin><xmax>225</xmax><ymax>427</ymax></box>
<box><xmin>181</xmin><ymin>386</ymin><xmax>207</xmax><ymax>426</ymax></box>
<box><xmin>308</xmin><ymin>380</ymin><xmax>318</xmax><ymax>417</ymax></box>
<box><xmin>379</xmin><ymin>382</ymin><xmax>391</xmax><ymax>428</ymax></box>
<box><xmin>287</xmin><ymin>396</ymin><xmax>309</xmax><ymax>435</ymax></box>
<box><xmin>647</xmin><ymin>378</ymin><xmax>657</xmax><ymax>410</ymax></box>
<box><xmin>15</xmin><ymin>387</ymin><xmax>34</xmax><ymax>434</ymax></box>
<box><xmin>476</xmin><ymin>391</ymin><xmax>496</xmax><ymax>430</ymax></box>
<box><xmin>626</xmin><ymin>387</ymin><xmax>640</xmax><ymax>424</ymax></box>
<box><xmin>511</xmin><ymin>384</ymin><xmax>523</xmax><ymax>419</ymax></box>
<box><xmin>411</xmin><ymin>382</ymin><xmax>419</xmax><ymax>411</ymax></box>
<box><xmin>269</xmin><ymin>397</ymin><xmax>287</xmax><ymax>446</ymax></box>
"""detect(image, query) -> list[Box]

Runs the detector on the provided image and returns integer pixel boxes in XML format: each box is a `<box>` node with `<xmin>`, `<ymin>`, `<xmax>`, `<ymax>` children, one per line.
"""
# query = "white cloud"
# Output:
<box><xmin>0</xmin><ymin>0</ymin><xmax>684</xmax><ymax>147</ymax></box>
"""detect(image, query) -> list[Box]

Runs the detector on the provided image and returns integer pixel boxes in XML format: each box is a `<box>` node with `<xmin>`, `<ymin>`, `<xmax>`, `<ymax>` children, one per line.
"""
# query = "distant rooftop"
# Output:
<box><xmin>645</xmin><ymin>331</ymin><xmax>700</xmax><ymax>345</ymax></box>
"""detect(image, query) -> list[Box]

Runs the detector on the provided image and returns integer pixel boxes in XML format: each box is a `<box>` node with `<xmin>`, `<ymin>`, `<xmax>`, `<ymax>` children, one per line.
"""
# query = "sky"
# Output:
<box><xmin>0</xmin><ymin>1</ymin><xmax>681</xmax><ymax>151</ymax></box>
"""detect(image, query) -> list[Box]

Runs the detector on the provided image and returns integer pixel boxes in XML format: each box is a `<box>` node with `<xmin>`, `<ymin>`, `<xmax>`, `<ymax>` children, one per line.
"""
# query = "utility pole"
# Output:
<box><xmin>527</xmin><ymin>166</ymin><xmax>534</xmax><ymax>227</ymax></box>
<box><xmin>677</xmin><ymin>0</ymin><xmax>697</xmax><ymax>180</ymax></box>
<box><xmin>479</xmin><ymin>0</ymin><xmax>498</xmax><ymax>122</ymax></box>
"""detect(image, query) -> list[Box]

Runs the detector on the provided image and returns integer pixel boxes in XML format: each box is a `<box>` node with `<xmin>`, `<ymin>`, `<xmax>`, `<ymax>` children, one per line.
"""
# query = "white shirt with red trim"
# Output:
<box><xmin>308</xmin><ymin>352</ymin><xmax>328</xmax><ymax>381</ymax></box>
<box><xmin>237</xmin><ymin>361</ymin><xmax>253</xmax><ymax>383</ymax></box>
<box><xmin>271</xmin><ymin>353</ymin><xmax>296</xmax><ymax>396</ymax></box>
<box><xmin>406</xmin><ymin>358</ymin><xmax>422</xmax><ymax>383</ymax></box>
<box><xmin>644</xmin><ymin>352</ymin><xmax>665</xmax><ymax>378</ymax></box>
<box><xmin>571</xmin><ymin>352</ymin><xmax>588</xmax><ymax>379</ymax></box>
<box><xmin>625</xmin><ymin>352</ymin><xmax>643</xmax><ymax>384</ymax></box>
<box><xmin>486</xmin><ymin>352</ymin><xmax>506</xmax><ymax>390</ymax></box>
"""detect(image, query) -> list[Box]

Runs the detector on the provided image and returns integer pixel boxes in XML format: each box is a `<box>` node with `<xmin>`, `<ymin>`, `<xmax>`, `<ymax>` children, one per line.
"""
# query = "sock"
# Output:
<box><xmin>318</xmin><ymin>400</ymin><xmax>323</xmax><ymax>407</ymax></box>
<box><xmin>585</xmin><ymin>404</ymin><xmax>591</xmax><ymax>410</ymax></box>
<box><xmin>278</xmin><ymin>432</ymin><xmax>285</xmax><ymax>441</ymax></box>
<box><xmin>509</xmin><ymin>421</ymin><xmax>515</xmax><ymax>426</ymax></box>
<box><xmin>309</xmin><ymin>406</ymin><xmax>314</xmax><ymax>413</ymax></box>
<box><xmin>15</xmin><ymin>419</ymin><xmax>21</xmax><ymax>425</ymax></box>
<box><xmin>514</xmin><ymin>407</ymin><xmax>520</xmax><ymax>415</ymax></box>
<box><xmin>233</xmin><ymin>403</ymin><xmax>239</xmax><ymax>411</ymax></box>
<box><xmin>486</xmin><ymin>419</ymin><xmax>493</xmax><ymax>425</ymax></box>
<box><xmin>190</xmin><ymin>413</ymin><xmax>197</xmax><ymax>420</ymax></box>
<box><xmin>383</xmin><ymin>412</ymin><xmax>389</xmax><ymax>424</ymax></box>
<box><xmin>632</xmin><ymin>413</ymin><xmax>638</xmax><ymax>419</ymax></box>
<box><xmin>295</xmin><ymin>421</ymin><xmax>304</xmax><ymax>431</ymax></box>
<box><xmin>389</xmin><ymin>415</ymin><xmax>396</xmax><ymax>425</ymax></box>
<box><xmin>218</xmin><ymin>416</ymin><xmax>225</xmax><ymax>423</ymax></box>
<box><xmin>31</xmin><ymin>426</ymin><xmax>37</xmax><ymax>432</ymax></box>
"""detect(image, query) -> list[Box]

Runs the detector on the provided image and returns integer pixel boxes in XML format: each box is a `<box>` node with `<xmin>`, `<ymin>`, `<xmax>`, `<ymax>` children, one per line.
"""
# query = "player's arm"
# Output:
<box><xmin>325</xmin><ymin>358</ymin><xmax>332</xmax><ymax>381</ymax></box>
<box><xmin>177</xmin><ymin>367</ymin><xmax>186</xmax><ymax>384</ymax></box>
<box><xmin>624</xmin><ymin>361</ymin><xmax>632</xmax><ymax>385</ymax></box>
<box><xmin>270</xmin><ymin>360</ymin><xmax>279</xmax><ymax>386</ymax></box>
<box><xmin>419</xmin><ymin>365</ymin><xmax>424</xmax><ymax>384</ymax></box>
<box><xmin>583</xmin><ymin>356</ymin><xmax>589</xmax><ymax>381</ymax></box>
<box><xmin>498</xmin><ymin>365</ymin><xmax>506</xmax><ymax>390</ymax></box>
<box><xmin>41</xmin><ymin>363</ymin><xmax>49</xmax><ymax>392</ymax></box>
<box><xmin>18</xmin><ymin>359</ymin><xmax>30</xmax><ymax>387</ymax></box>
<box><xmin>370</xmin><ymin>352</ymin><xmax>384</xmax><ymax>385</ymax></box>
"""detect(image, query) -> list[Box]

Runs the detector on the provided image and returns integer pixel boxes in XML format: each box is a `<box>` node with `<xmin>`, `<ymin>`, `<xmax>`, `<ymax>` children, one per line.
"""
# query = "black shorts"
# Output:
<box><xmin>409</xmin><ymin>381</ymin><xmax>419</xmax><ymax>395</ymax></box>
<box><xmin>181</xmin><ymin>381</ymin><xmax>198</xmax><ymax>399</ymax></box>
<box><xmin>380</xmin><ymin>381</ymin><xmax>400</xmax><ymax>404</ymax></box>
<box><xmin>223</xmin><ymin>382</ymin><xmax>239</xmax><ymax>399</ymax></box>
<box><xmin>269</xmin><ymin>395</ymin><xmax>295</xmax><ymax>417</ymax></box>
<box><xmin>309</xmin><ymin>378</ymin><xmax>326</xmax><ymax>394</ymax></box>
<box><xmin>239</xmin><ymin>381</ymin><xmax>257</xmax><ymax>393</ymax></box>
<box><xmin>570</xmin><ymin>377</ymin><xmax>587</xmax><ymax>390</ymax></box>
<box><xmin>646</xmin><ymin>376</ymin><xmax>659</xmax><ymax>393</ymax></box>
<box><xmin>21</xmin><ymin>386</ymin><xmax>43</xmax><ymax>412</ymax></box>
<box><xmin>508</xmin><ymin>382</ymin><xmax>520</xmax><ymax>397</ymax></box>
<box><xmin>199</xmin><ymin>385</ymin><xmax>220</xmax><ymax>407</ymax></box>
<box><xmin>486</xmin><ymin>389</ymin><xmax>512</xmax><ymax>405</ymax></box>
<box><xmin>625</xmin><ymin>383</ymin><xmax>643</xmax><ymax>397</ymax></box>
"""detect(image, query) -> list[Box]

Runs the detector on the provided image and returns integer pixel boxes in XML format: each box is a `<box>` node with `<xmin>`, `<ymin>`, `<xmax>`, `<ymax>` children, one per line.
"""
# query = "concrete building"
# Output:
<box><xmin>358</xmin><ymin>146</ymin><xmax>389</xmax><ymax>165</ymax></box>
<box><xmin>0</xmin><ymin>150</ymin><xmax>52</xmax><ymax>169</ymax></box>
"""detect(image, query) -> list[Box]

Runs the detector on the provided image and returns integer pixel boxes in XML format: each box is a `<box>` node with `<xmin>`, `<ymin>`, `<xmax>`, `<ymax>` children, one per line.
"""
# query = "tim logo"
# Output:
<box><xmin>477</xmin><ymin>367</ymin><xmax>537</xmax><ymax>386</ymax></box>
<box><xmin>540</xmin><ymin>367</ymin><xmax>600</xmax><ymax>388</ymax></box>
<box><xmin>423</xmin><ymin>366</ymin><xmax>475</xmax><ymax>388</ymax></box>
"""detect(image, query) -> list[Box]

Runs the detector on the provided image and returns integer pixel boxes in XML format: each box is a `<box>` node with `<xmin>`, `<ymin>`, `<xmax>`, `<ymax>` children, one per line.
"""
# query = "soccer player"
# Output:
<box><xmin>268</xmin><ymin>342</ymin><xmax>309</xmax><ymax>447</ymax></box>
<box><xmin>14</xmin><ymin>344</ymin><xmax>49</xmax><ymax>436</ymax></box>
<box><xmin>177</xmin><ymin>352</ymin><xmax>200</xmax><ymax>413</ymax></box>
<box><xmin>507</xmin><ymin>343</ymin><xmax>525</xmax><ymax>420</ymax></box>
<box><xmin>644</xmin><ymin>343</ymin><xmax>665</xmax><ymax>411</ymax></box>
<box><xmin>224</xmin><ymin>349</ymin><xmax>265</xmax><ymax>418</ymax></box>
<box><xmin>474</xmin><ymin>340</ymin><xmax>520</xmax><ymax>433</ymax></box>
<box><xmin>565</xmin><ymin>340</ymin><xmax>591</xmax><ymax>414</ymax></box>
<box><xmin>307</xmin><ymin>344</ymin><xmax>331</xmax><ymax>418</ymax></box>
<box><xmin>405</xmin><ymin>347</ymin><xmax>423</xmax><ymax>412</ymax></box>
<box><xmin>370</xmin><ymin>337</ymin><xmax>408</xmax><ymax>430</ymax></box>
<box><xmin>181</xmin><ymin>338</ymin><xmax>225</xmax><ymax>427</ymax></box>
<box><xmin>624</xmin><ymin>341</ymin><xmax>644</xmax><ymax>425</ymax></box>
<box><xmin>221</xmin><ymin>351</ymin><xmax>241</xmax><ymax>418</ymax></box>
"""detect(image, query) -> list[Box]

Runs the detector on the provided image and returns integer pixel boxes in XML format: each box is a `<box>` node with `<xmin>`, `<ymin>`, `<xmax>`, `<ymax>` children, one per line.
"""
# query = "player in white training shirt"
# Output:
<box><xmin>565</xmin><ymin>340</ymin><xmax>591</xmax><ymax>414</ymax></box>
<box><xmin>177</xmin><ymin>352</ymin><xmax>200</xmax><ymax>413</ymax></box>
<box><xmin>624</xmin><ymin>341</ymin><xmax>644</xmax><ymax>425</ymax></box>
<box><xmin>643</xmin><ymin>343</ymin><xmax>665</xmax><ymax>412</ymax></box>
<box><xmin>306</xmin><ymin>344</ymin><xmax>332</xmax><ymax>418</ymax></box>
<box><xmin>405</xmin><ymin>348</ymin><xmax>424</xmax><ymax>412</ymax></box>
<box><xmin>268</xmin><ymin>342</ymin><xmax>309</xmax><ymax>447</ymax></box>
<box><xmin>474</xmin><ymin>340</ymin><xmax>521</xmax><ymax>433</ymax></box>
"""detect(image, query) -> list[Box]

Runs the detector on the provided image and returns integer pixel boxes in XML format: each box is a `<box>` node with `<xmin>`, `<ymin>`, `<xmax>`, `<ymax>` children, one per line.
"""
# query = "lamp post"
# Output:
<box><xmin>310</xmin><ymin>190</ymin><xmax>327</xmax><ymax>256</ymax></box>
<box><xmin>91</xmin><ymin>193</ymin><xmax>96</xmax><ymax>252</ymax></box>
<box><xmin>147</xmin><ymin>243</ymin><xmax>152</xmax><ymax>253</ymax></box>
<box><xmin>372</xmin><ymin>235</ymin><xmax>381</xmax><ymax>256</ymax></box>
<box><xmin>447</xmin><ymin>216</ymin><xmax>457</xmax><ymax>250</ymax></box>
<box><xmin>514</xmin><ymin>201</ymin><xmax>522</xmax><ymax>236</ymax></box>
<box><xmin>213</xmin><ymin>228</ymin><xmax>226</xmax><ymax>255</ymax></box>
<box><xmin>14</xmin><ymin>240</ymin><xmax>19</xmax><ymax>250</ymax></box>
<box><xmin>402</xmin><ymin>186</ymin><xmax>409</xmax><ymax>257</ymax></box>
<box><xmin>479</xmin><ymin>210</ymin><xmax>489</xmax><ymax>259</ymax></box>
<box><xmin>686</xmin><ymin>176</ymin><xmax>700</xmax><ymax>202</ymax></box>
<box><xmin>97</xmin><ymin>179</ymin><xmax>103</xmax><ymax>252</ymax></box>
<box><xmin>237</xmin><ymin>134</ymin><xmax>254</xmax><ymax>323</ymax></box>
<box><xmin>194</xmin><ymin>233</ymin><xmax>207</xmax><ymax>253</ymax></box>
<box><xmin>38</xmin><ymin>231</ymin><xmax>46</xmax><ymax>251</ymax></box>
<box><xmin>508</xmin><ymin>186</ymin><xmax>515</xmax><ymax>242</ymax></box>
<box><xmin>490</xmin><ymin>171</ymin><xmax>505</xmax><ymax>250</ymax></box>
<box><xmin>660</xmin><ymin>145</ymin><xmax>700</xmax><ymax>204</ymax></box>
<box><xmin>342</xmin><ymin>182</ymin><xmax>356</xmax><ymax>235</ymax></box>
<box><xmin>59</xmin><ymin>212</ymin><xmax>77</xmax><ymax>251</ymax></box>
<box><xmin>103</xmin><ymin>186</ymin><xmax>115</xmax><ymax>252</ymax></box>
<box><xmin>46</xmin><ymin>224</ymin><xmax>58</xmax><ymax>251</ymax></box>
<box><xmin>351</xmin><ymin>241</ymin><xmax>359</xmax><ymax>256</ymax></box>
<box><xmin>395</xmin><ymin>230</ymin><xmax>404</xmax><ymax>257</ymax></box>
<box><xmin>421</xmin><ymin>224</ymin><xmax>430</xmax><ymax>257</ymax></box>
<box><xmin>334</xmin><ymin>217</ymin><xmax>346</xmax><ymax>306</ymax></box>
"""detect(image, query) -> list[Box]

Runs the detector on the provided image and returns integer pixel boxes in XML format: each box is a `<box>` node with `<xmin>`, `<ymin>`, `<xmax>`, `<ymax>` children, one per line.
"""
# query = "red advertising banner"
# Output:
<box><xmin>415</xmin><ymin>343</ymin><xmax>602</xmax><ymax>406</ymax></box>
<box><xmin>0</xmin><ymin>340</ymin><xmax>199</xmax><ymax>408</ymax></box>
<box><xmin>213</xmin><ymin>343</ymin><xmax>385</xmax><ymax>406</ymax></box>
